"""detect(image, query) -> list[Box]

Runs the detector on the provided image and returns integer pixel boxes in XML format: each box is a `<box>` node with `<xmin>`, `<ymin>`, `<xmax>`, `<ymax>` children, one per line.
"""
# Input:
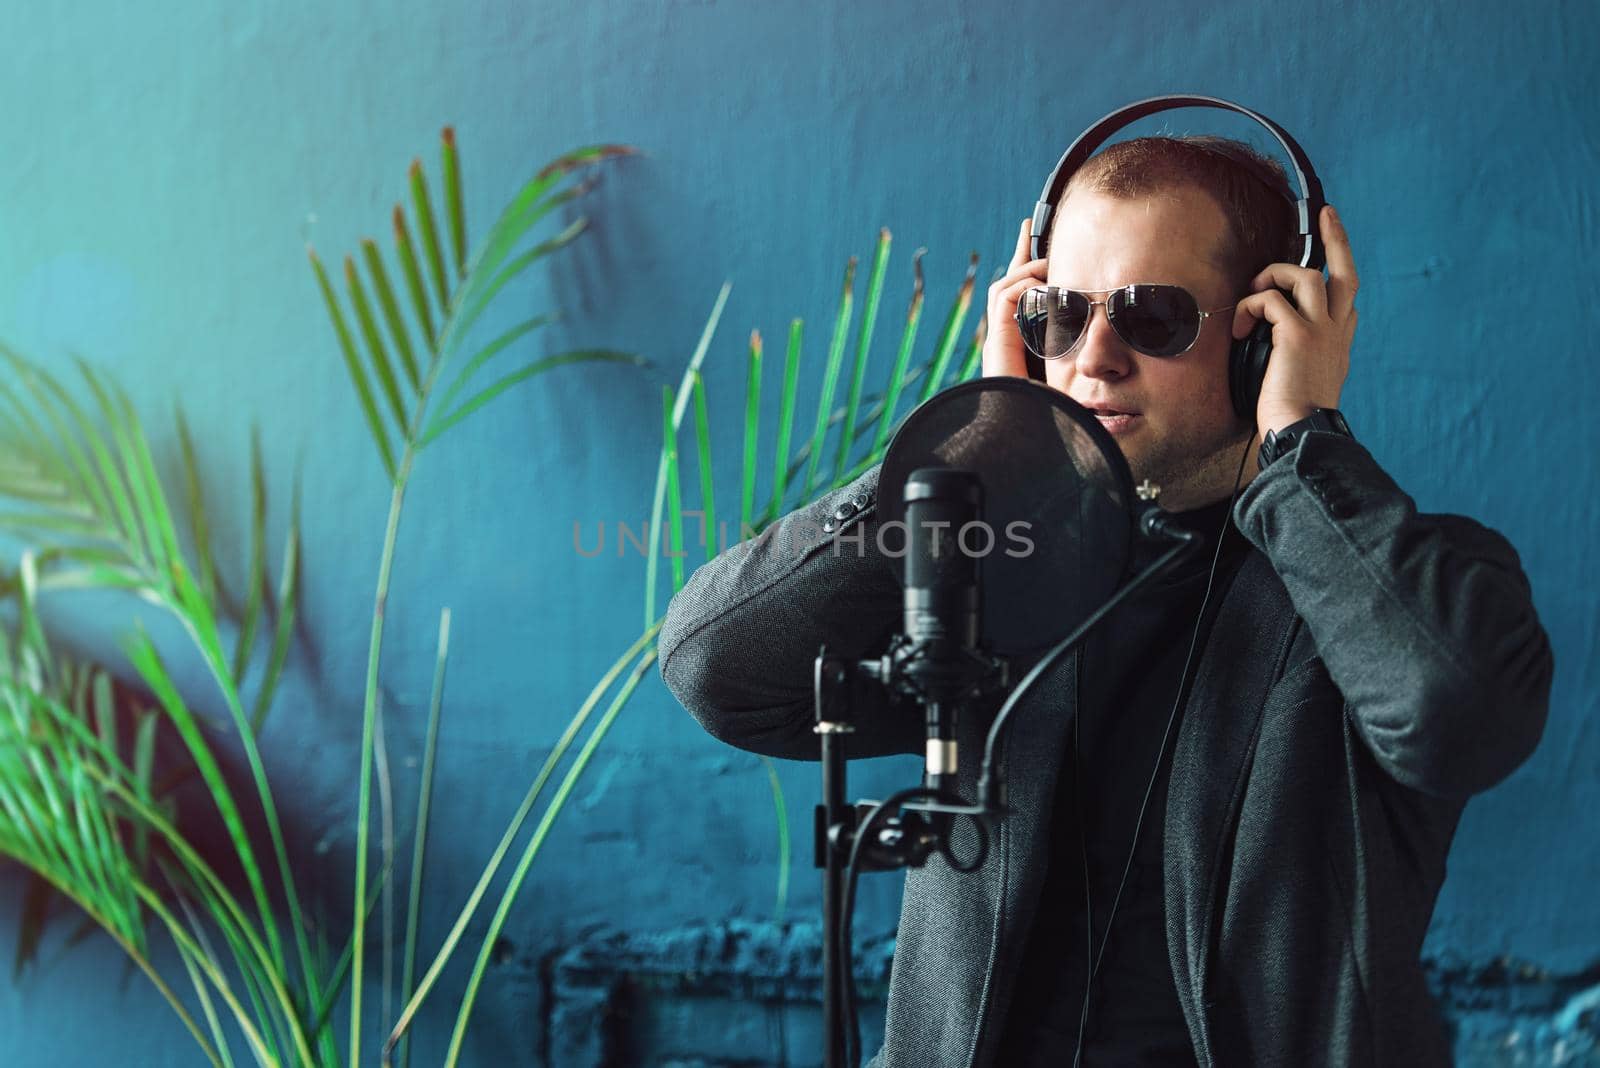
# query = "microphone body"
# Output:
<box><xmin>901</xmin><ymin>468</ymin><xmax>982</xmax><ymax>794</ymax></box>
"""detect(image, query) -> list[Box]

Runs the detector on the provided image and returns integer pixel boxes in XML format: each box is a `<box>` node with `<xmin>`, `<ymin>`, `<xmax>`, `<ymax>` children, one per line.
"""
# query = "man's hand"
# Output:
<box><xmin>1232</xmin><ymin>205</ymin><xmax>1360</xmax><ymax>434</ymax></box>
<box><xmin>982</xmin><ymin>218</ymin><xmax>1050</xmax><ymax>378</ymax></box>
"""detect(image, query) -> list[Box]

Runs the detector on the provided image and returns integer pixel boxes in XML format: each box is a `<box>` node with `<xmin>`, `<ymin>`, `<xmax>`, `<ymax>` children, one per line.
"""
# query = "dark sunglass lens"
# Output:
<box><xmin>1109</xmin><ymin>284</ymin><xmax>1200</xmax><ymax>357</ymax></box>
<box><xmin>1015</xmin><ymin>288</ymin><xmax>1047</xmax><ymax>357</ymax></box>
<box><xmin>1018</xmin><ymin>288</ymin><xmax>1089</xmax><ymax>359</ymax></box>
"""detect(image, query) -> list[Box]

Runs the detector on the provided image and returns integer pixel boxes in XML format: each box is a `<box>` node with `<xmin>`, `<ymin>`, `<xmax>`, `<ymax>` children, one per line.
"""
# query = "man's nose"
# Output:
<box><xmin>1072</xmin><ymin>302</ymin><xmax>1134</xmax><ymax>381</ymax></box>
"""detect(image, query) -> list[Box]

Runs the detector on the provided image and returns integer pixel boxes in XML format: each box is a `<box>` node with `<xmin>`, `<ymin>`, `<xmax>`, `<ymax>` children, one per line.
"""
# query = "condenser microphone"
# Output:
<box><xmin>901</xmin><ymin>467</ymin><xmax>981</xmax><ymax>793</ymax></box>
<box><xmin>878</xmin><ymin>378</ymin><xmax>1141</xmax><ymax>801</ymax></box>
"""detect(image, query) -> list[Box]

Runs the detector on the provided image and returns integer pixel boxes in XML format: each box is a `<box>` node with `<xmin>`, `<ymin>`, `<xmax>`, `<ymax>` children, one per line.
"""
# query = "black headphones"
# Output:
<box><xmin>1024</xmin><ymin>94</ymin><xmax>1327</xmax><ymax>423</ymax></box>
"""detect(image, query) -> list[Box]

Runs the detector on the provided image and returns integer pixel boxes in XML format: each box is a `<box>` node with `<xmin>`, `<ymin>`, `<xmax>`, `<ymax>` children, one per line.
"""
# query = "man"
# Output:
<box><xmin>658</xmin><ymin>136</ymin><xmax>1553</xmax><ymax>1065</ymax></box>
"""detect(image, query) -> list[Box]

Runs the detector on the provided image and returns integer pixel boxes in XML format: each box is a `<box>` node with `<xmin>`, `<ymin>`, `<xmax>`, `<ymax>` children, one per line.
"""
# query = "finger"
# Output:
<box><xmin>1232</xmin><ymin>289</ymin><xmax>1304</xmax><ymax>339</ymax></box>
<box><xmin>995</xmin><ymin>273</ymin><xmax>1048</xmax><ymax>314</ymax></box>
<box><xmin>982</xmin><ymin>333</ymin><xmax>1030</xmax><ymax>378</ymax></box>
<box><xmin>984</xmin><ymin>274</ymin><xmax>1058</xmax><ymax>378</ymax></box>
<box><xmin>981</xmin><ymin>311</ymin><xmax>1031</xmax><ymax>378</ymax></box>
<box><xmin>988</xmin><ymin>259</ymin><xmax>1049</xmax><ymax>307</ymax></box>
<box><xmin>1010</xmin><ymin>218</ymin><xmax>1032</xmax><ymax>270</ymax></box>
<box><xmin>1321</xmin><ymin>206</ymin><xmax>1360</xmax><ymax>320</ymax></box>
<box><xmin>1249</xmin><ymin>262</ymin><xmax>1328</xmax><ymax>322</ymax></box>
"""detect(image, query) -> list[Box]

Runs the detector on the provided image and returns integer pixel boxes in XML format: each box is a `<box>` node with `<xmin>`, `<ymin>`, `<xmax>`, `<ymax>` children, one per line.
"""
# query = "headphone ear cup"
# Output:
<box><xmin>1229</xmin><ymin>320</ymin><xmax>1273</xmax><ymax>423</ymax></box>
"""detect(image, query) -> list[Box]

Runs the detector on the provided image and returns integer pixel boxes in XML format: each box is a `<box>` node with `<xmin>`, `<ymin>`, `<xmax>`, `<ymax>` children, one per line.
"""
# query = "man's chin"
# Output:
<box><xmin>1103</xmin><ymin>426</ymin><xmax>1153</xmax><ymax>477</ymax></box>
<box><xmin>1125</xmin><ymin>437</ymin><xmax>1256</xmax><ymax>510</ymax></box>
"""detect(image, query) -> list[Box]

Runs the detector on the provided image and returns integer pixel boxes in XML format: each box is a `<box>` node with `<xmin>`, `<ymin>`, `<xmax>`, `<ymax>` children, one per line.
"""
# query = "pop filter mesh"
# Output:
<box><xmin>878</xmin><ymin>378</ymin><xmax>1134</xmax><ymax>655</ymax></box>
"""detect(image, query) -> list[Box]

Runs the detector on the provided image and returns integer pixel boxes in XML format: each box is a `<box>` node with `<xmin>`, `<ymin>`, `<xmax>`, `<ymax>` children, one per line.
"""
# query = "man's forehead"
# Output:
<box><xmin>1047</xmin><ymin>187</ymin><xmax>1234</xmax><ymax>289</ymax></box>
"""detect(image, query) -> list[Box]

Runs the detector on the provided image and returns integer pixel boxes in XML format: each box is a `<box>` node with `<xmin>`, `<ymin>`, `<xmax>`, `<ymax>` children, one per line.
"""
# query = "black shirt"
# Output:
<box><xmin>996</xmin><ymin>495</ymin><xmax>1251</xmax><ymax>1066</ymax></box>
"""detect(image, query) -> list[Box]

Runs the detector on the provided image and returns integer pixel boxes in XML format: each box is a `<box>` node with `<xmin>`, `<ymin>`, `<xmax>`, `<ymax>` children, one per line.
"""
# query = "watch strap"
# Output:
<box><xmin>1259</xmin><ymin>408</ymin><xmax>1353</xmax><ymax>469</ymax></box>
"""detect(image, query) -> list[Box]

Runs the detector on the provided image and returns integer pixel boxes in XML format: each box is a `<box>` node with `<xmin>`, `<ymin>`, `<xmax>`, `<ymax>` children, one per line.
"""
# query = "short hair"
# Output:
<box><xmin>1059</xmin><ymin>135</ymin><xmax>1300</xmax><ymax>291</ymax></box>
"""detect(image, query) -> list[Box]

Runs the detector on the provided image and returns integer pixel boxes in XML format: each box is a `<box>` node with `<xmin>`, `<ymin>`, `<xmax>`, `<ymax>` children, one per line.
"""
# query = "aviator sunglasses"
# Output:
<box><xmin>1015</xmin><ymin>284</ymin><xmax>1237</xmax><ymax>360</ymax></box>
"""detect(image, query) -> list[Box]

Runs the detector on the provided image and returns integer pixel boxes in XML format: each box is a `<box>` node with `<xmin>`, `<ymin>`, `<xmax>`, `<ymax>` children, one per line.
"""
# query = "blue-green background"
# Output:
<box><xmin>2</xmin><ymin>1</ymin><xmax>1596</xmax><ymax>1064</ymax></box>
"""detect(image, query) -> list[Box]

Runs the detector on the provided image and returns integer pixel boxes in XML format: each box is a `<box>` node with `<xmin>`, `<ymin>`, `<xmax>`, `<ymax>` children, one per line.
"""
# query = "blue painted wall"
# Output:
<box><xmin>1</xmin><ymin>1</ymin><xmax>1596</xmax><ymax>1064</ymax></box>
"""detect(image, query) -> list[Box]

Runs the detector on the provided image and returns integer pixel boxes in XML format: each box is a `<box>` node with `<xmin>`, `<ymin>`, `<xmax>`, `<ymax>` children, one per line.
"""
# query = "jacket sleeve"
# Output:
<box><xmin>658</xmin><ymin>463</ymin><xmax>919</xmax><ymax>761</ymax></box>
<box><xmin>1233</xmin><ymin>430</ymin><xmax>1554</xmax><ymax>799</ymax></box>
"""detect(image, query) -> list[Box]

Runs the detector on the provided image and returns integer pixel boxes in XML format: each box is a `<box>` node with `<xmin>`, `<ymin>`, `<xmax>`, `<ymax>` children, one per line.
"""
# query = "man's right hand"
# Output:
<box><xmin>982</xmin><ymin>217</ymin><xmax>1050</xmax><ymax>379</ymax></box>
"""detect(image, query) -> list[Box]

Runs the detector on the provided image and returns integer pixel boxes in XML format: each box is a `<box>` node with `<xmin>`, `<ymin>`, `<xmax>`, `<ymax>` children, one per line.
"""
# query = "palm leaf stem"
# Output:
<box><xmin>133</xmin><ymin>881</ymin><xmax>275</xmax><ymax>1066</ymax></box>
<box><xmin>139</xmin><ymin>572</ymin><xmax>327</xmax><ymax>1053</ymax></box>
<box><xmin>95</xmin><ymin>772</ymin><xmax>311</xmax><ymax>1062</ymax></box>
<box><xmin>349</xmin><ymin>444</ymin><xmax>417</xmax><ymax>1068</ymax></box>
<box><xmin>397</xmin><ymin>607</ymin><xmax>450</xmax><ymax>1068</ymax></box>
<box><xmin>11</xmin><ymin>865</ymin><xmax>225</xmax><ymax>1068</ymax></box>
<box><xmin>442</xmin><ymin>645</ymin><xmax>659</xmax><ymax>1066</ymax></box>
<box><xmin>381</xmin><ymin>620</ymin><xmax>662</xmax><ymax>1062</ymax></box>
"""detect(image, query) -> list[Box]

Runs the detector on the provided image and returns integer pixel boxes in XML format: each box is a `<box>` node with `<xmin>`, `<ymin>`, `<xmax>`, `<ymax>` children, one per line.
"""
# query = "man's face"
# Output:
<box><xmin>1043</xmin><ymin>186</ymin><xmax>1252</xmax><ymax>510</ymax></box>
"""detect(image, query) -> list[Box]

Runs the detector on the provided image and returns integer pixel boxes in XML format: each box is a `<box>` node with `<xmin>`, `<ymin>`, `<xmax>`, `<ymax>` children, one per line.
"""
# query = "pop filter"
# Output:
<box><xmin>878</xmin><ymin>377</ymin><xmax>1135</xmax><ymax>656</ymax></box>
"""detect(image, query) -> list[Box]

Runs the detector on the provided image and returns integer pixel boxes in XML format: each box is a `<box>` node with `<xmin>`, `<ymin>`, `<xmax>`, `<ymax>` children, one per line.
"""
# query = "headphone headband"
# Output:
<box><xmin>1029</xmin><ymin>94</ymin><xmax>1327</xmax><ymax>271</ymax></box>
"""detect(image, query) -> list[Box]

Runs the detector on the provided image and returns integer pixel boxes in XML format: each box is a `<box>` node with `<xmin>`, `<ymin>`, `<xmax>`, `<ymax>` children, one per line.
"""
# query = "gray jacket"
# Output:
<box><xmin>658</xmin><ymin>431</ymin><xmax>1554</xmax><ymax>1066</ymax></box>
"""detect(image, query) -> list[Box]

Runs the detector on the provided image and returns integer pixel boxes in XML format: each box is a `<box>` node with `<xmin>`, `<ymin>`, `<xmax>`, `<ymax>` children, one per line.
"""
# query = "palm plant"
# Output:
<box><xmin>655</xmin><ymin>238</ymin><xmax>984</xmax><ymax>919</ymax></box>
<box><xmin>0</xmin><ymin>347</ymin><xmax>319</xmax><ymax>1064</ymax></box>
<box><xmin>0</xmin><ymin>117</ymin><xmax>984</xmax><ymax>1064</ymax></box>
<box><xmin>0</xmin><ymin>345</ymin><xmax>303</xmax><ymax>972</ymax></box>
<box><xmin>649</xmin><ymin>239</ymin><xmax>983</xmax><ymax>920</ymax></box>
<box><xmin>0</xmin><ymin>128</ymin><xmax>641</xmax><ymax>1066</ymax></box>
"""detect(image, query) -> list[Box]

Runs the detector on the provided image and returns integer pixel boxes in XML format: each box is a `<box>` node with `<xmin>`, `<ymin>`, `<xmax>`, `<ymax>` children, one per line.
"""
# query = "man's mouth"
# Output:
<box><xmin>1082</xmin><ymin>404</ymin><xmax>1141</xmax><ymax>434</ymax></box>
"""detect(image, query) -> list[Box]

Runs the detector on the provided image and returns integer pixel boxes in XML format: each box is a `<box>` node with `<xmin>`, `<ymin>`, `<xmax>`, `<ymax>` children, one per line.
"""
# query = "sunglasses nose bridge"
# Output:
<box><xmin>1086</xmin><ymin>295</ymin><xmax>1139</xmax><ymax>350</ymax></box>
<box><xmin>1050</xmin><ymin>295</ymin><xmax>1112</xmax><ymax>352</ymax></box>
<box><xmin>1070</xmin><ymin>296</ymin><xmax>1139</xmax><ymax>375</ymax></box>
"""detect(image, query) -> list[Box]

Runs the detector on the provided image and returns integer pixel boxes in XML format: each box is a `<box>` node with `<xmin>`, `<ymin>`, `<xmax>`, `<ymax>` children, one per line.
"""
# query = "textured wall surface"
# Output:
<box><xmin>1</xmin><ymin>1</ymin><xmax>1596</xmax><ymax>1065</ymax></box>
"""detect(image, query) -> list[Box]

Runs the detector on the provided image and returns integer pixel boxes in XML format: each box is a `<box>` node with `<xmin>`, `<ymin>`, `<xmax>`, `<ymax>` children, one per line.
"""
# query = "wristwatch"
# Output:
<box><xmin>1258</xmin><ymin>408</ymin><xmax>1354</xmax><ymax>469</ymax></box>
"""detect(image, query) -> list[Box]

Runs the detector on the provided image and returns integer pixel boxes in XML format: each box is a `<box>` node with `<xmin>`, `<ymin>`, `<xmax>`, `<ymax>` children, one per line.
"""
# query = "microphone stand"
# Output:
<box><xmin>814</xmin><ymin>498</ymin><xmax>1200</xmax><ymax>1068</ymax></box>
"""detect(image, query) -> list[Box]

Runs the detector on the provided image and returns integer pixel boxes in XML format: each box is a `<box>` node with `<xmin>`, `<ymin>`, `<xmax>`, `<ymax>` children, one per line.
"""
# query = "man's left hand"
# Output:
<box><xmin>1232</xmin><ymin>204</ymin><xmax>1360</xmax><ymax>436</ymax></box>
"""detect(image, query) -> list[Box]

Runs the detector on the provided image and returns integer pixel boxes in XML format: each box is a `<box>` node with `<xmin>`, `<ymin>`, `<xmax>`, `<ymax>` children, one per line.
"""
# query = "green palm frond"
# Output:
<box><xmin>0</xmin><ymin>345</ymin><xmax>301</xmax><ymax>725</ymax></box>
<box><xmin>0</xmin><ymin>346</ymin><xmax>316</xmax><ymax>1033</ymax></box>
<box><xmin>833</xmin><ymin>229</ymin><xmax>893</xmax><ymax>485</ymax></box>
<box><xmin>629</xmin><ymin>238</ymin><xmax>977</xmax><ymax>980</ymax></box>
<box><xmin>307</xmin><ymin>128</ymin><xmax>646</xmax><ymax>481</ymax></box>
<box><xmin>0</xmin><ymin>666</ymin><xmax>223</xmax><ymax>1061</ymax></box>
<box><xmin>0</xmin><ymin>573</ymin><xmax>312</xmax><ymax>1066</ymax></box>
<box><xmin>662</xmin><ymin>235</ymin><xmax>980</xmax><ymax>914</ymax></box>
